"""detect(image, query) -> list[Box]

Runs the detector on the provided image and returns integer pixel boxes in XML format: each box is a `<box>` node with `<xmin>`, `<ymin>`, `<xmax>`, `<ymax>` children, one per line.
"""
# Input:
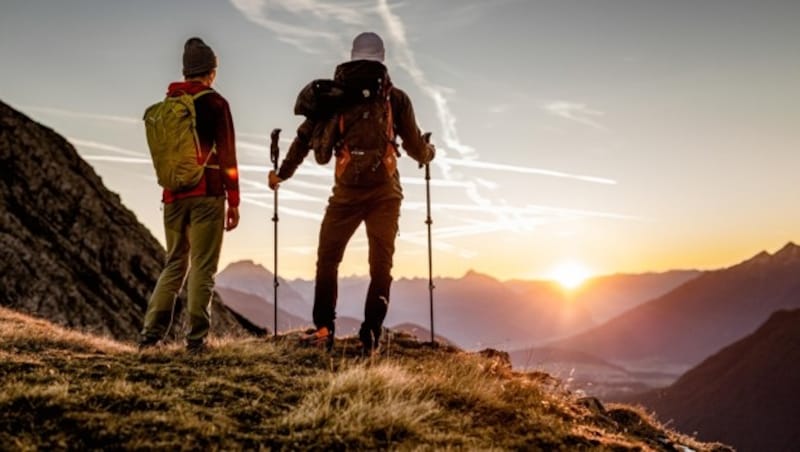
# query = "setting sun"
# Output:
<box><xmin>549</xmin><ymin>261</ymin><xmax>593</xmax><ymax>290</ymax></box>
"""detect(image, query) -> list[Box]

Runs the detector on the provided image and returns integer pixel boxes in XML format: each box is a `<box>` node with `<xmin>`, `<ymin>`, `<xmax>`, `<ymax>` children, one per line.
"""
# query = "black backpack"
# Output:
<box><xmin>333</xmin><ymin>64</ymin><xmax>398</xmax><ymax>188</ymax></box>
<box><xmin>292</xmin><ymin>62</ymin><xmax>399</xmax><ymax>186</ymax></box>
<box><xmin>294</xmin><ymin>79</ymin><xmax>342</xmax><ymax>165</ymax></box>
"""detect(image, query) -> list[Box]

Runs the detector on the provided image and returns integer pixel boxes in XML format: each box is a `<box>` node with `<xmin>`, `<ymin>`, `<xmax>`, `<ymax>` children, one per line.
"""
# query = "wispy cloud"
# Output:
<box><xmin>239</xmin><ymin>197</ymin><xmax>323</xmax><ymax>221</ymax></box>
<box><xmin>543</xmin><ymin>101</ymin><xmax>609</xmax><ymax>131</ymax></box>
<box><xmin>229</xmin><ymin>0</ymin><xmax>365</xmax><ymax>54</ymax></box>
<box><xmin>375</xmin><ymin>0</ymin><xmax>477</xmax><ymax>166</ymax></box>
<box><xmin>400</xmin><ymin>201</ymin><xmax>642</xmax><ymax>222</ymax></box>
<box><xmin>237</xmin><ymin>163</ymin><xmax>330</xmax><ymax>177</ymax></box>
<box><xmin>228</xmin><ymin>0</ymin><xmax>480</xmax><ymax>170</ymax></box>
<box><xmin>442</xmin><ymin>157</ymin><xmax>616</xmax><ymax>185</ymax></box>
<box><xmin>488</xmin><ymin>104</ymin><xmax>510</xmax><ymax>114</ymax></box>
<box><xmin>236</xmin><ymin>132</ymin><xmax>292</xmax><ymax>146</ymax></box>
<box><xmin>21</xmin><ymin>106</ymin><xmax>140</xmax><ymax>125</ymax></box>
<box><xmin>68</xmin><ymin>138</ymin><xmax>145</xmax><ymax>157</ymax></box>
<box><xmin>83</xmin><ymin>156</ymin><xmax>150</xmax><ymax>164</ymax></box>
<box><xmin>236</xmin><ymin>131</ymin><xmax>269</xmax><ymax>140</ymax></box>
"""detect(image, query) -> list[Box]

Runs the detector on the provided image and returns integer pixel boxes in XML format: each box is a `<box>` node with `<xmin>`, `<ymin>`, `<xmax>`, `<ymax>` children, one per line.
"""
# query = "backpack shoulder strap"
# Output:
<box><xmin>192</xmin><ymin>89</ymin><xmax>214</xmax><ymax>100</ymax></box>
<box><xmin>188</xmin><ymin>89</ymin><xmax>218</xmax><ymax>165</ymax></box>
<box><xmin>384</xmin><ymin>85</ymin><xmax>394</xmax><ymax>141</ymax></box>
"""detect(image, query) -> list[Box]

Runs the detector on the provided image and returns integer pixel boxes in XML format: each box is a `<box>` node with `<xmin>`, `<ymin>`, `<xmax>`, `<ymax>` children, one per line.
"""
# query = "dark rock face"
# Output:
<box><xmin>635</xmin><ymin>309</ymin><xmax>800</xmax><ymax>452</ymax></box>
<box><xmin>0</xmin><ymin>100</ymin><xmax>246</xmax><ymax>341</ymax></box>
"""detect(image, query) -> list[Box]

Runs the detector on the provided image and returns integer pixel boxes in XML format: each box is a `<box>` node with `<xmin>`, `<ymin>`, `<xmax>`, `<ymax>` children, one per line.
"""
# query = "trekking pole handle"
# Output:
<box><xmin>419</xmin><ymin>132</ymin><xmax>432</xmax><ymax>169</ymax></box>
<box><xmin>270</xmin><ymin>128</ymin><xmax>281</xmax><ymax>169</ymax></box>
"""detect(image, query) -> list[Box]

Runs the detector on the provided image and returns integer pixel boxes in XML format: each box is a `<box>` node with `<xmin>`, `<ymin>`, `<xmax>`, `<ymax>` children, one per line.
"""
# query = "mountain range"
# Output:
<box><xmin>553</xmin><ymin>270</ymin><xmax>700</xmax><ymax>322</ymax></box>
<box><xmin>215</xmin><ymin>260</ymin><xmax>699</xmax><ymax>350</ymax></box>
<box><xmin>549</xmin><ymin>243</ymin><xmax>800</xmax><ymax>371</ymax></box>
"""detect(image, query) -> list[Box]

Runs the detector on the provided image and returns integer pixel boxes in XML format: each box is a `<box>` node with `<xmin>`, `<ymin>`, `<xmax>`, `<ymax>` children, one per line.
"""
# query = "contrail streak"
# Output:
<box><xmin>544</xmin><ymin>101</ymin><xmax>609</xmax><ymax>132</ymax></box>
<box><xmin>375</xmin><ymin>0</ymin><xmax>477</xmax><ymax>166</ymax></box>
<box><xmin>83</xmin><ymin>156</ymin><xmax>150</xmax><ymax>164</ymax></box>
<box><xmin>21</xmin><ymin>106</ymin><xmax>140</xmax><ymax>125</ymax></box>
<box><xmin>68</xmin><ymin>138</ymin><xmax>145</xmax><ymax>157</ymax></box>
<box><xmin>401</xmin><ymin>201</ymin><xmax>642</xmax><ymax>221</ymax></box>
<box><xmin>441</xmin><ymin>158</ymin><xmax>616</xmax><ymax>185</ymax></box>
<box><xmin>240</xmin><ymin>197</ymin><xmax>323</xmax><ymax>221</ymax></box>
<box><xmin>229</xmin><ymin>0</ymin><xmax>345</xmax><ymax>53</ymax></box>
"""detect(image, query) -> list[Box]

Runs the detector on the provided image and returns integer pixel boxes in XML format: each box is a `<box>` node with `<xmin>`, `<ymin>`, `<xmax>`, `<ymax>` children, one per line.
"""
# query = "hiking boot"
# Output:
<box><xmin>186</xmin><ymin>340</ymin><xmax>207</xmax><ymax>354</ymax></box>
<box><xmin>362</xmin><ymin>341</ymin><xmax>380</xmax><ymax>358</ymax></box>
<box><xmin>359</xmin><ymin>327</ymin><xmax>380</xmax><ymax>357</ymax></box>
<box><xmin>138</xmin><ymin>336</ymin><xmax>160</xmax><ymax>351</ymax></box>
<box><xmin>300</xmin><ymin>326</ymin><xmax>334</xmax><ymax>351</ymax></box>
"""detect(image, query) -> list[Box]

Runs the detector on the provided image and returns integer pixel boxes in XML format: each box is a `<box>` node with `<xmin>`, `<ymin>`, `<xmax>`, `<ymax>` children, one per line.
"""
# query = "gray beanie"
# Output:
<box><xmin>183</xmin><ymin>37</ymin><xmax>217</xmax><ymax>77</ymax></box>
<box><xmin>350</xmin><ymin>32</ymin><xmax>385</xmax><ymax>62</ymax></box>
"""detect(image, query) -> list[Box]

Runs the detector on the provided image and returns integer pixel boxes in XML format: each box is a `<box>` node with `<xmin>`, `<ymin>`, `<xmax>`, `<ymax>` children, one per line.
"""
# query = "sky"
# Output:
<box><xmin>1</xmin><ymin>0</ymin><xmax>798</xmax><ymax>281</ymax></box>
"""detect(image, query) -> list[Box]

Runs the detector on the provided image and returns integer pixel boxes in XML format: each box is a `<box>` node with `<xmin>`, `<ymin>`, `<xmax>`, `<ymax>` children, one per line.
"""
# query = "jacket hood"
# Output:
<box><xmin>167</xmin><ymin>81</ymin><xmax>212</xmax><ymax>97</ymax></box>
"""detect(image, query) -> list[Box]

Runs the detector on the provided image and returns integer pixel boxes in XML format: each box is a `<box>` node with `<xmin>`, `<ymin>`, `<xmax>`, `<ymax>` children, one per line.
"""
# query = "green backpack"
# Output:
<box><xmin>143</xmin><ymin>90</ymin><xmax>215</xmax><ymax>192</ymax></box>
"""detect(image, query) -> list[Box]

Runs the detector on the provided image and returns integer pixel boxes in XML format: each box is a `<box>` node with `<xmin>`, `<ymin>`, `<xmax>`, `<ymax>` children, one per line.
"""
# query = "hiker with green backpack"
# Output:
<box><xmin>268</xmin><ymin>32</ymin><xmax>436</xmax><ymax>355</ymax></box>
<box><xmin>140</xmin><ymin>37</ymin><xmax>240</xmax><ymax>353</ymax></box>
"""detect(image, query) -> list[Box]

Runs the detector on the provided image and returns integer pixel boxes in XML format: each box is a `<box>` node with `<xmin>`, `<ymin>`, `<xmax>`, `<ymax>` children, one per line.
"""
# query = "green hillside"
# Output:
<box><xmin>0</xmin><ymin>307</ymin><xmax>729</xmax><ymax>451</ymax></box>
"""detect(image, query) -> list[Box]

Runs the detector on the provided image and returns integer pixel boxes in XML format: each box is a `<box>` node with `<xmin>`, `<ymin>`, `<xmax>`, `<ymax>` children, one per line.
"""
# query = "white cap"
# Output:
<box><xmin>350</xmin><ymin>32</ymin><xmax>385</xmax><ymax>62</ymax></box>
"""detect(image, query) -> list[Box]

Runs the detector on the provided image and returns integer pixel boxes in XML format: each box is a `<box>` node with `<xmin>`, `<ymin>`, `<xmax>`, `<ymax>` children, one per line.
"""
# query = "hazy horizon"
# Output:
<box><xmin>2</xmin><ymin>0</ymin><xmax>798</xmax><ymax>280</ymax></box>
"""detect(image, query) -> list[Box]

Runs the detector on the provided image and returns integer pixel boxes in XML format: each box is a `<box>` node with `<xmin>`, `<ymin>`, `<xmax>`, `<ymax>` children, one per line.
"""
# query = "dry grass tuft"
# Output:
<box><xmin>283</xmin><ymin>363</ymin><xmax>440</xmax><ymax>448</ymax></box>
<box><xmin>0</xmin><ymin>307</ymin><xmax>732</xmax><ymax>451</ymax></box>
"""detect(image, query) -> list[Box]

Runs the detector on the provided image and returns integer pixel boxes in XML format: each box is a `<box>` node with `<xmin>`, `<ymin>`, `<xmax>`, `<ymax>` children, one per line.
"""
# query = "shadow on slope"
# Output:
<box><xmin>629</xmin><ymin>309</ymin><xmax>800</xmax><ymax>452</ymax></box>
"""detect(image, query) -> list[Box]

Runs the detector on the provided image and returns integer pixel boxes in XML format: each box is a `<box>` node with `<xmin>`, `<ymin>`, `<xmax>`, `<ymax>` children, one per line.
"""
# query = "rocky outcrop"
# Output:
<box><xmin>0</xmin><ymin>100</ymin><xmax>247</xmax><ymax>341</ymax></box>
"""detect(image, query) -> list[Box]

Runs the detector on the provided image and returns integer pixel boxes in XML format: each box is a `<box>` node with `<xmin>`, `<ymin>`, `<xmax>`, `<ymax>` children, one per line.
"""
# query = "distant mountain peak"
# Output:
<box><xmin>737</xmin><ymin>242</ymin><xmax>800</xmax><ymax>268</ymax></box>
<box><xmin>740</xmin><ymin>250</ymin><xmax>772</xmax><ymax>266</ymax></box>
<box><xmin>227</xmin><ymin>259</ymin><xmax>265</xmax><ymax>269</ymax></box>
<box><xmin>220</xmin><ymin>260</ymin><xmax>274</xmax><ymax>277</ymax></box>
<box><xmin>464</xmin><ymin>269</ymin><xmax>486</xmax><ymax>277</ymax></box>
<box><xmin>774</xmin><ymin>241</ymin><xmax>800</xmax><ymax>261</ymax></box>
<box><xmin>463</xmin><ymin>269</ymin><xmax>498</xmax><ymax>282</ymax></box>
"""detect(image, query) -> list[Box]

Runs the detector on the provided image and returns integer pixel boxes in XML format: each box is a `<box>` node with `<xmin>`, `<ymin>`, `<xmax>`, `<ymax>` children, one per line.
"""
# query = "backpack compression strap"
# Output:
<box><xmin>190</xmin><ymin>89</ymin><xmax>219</xmax><ymax>169</ymax></box>
<box><xmin>337</xmin><ymin>88</ymin><xmax>396</xmax><ymax>157</ymax></box>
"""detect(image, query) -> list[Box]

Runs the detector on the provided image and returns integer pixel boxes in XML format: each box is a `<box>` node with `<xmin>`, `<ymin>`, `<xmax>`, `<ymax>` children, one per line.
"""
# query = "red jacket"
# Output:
<box><xmin>162</xmin><ymin>81</ymin><xmax>240</xmax><ymax>207</ymax></box>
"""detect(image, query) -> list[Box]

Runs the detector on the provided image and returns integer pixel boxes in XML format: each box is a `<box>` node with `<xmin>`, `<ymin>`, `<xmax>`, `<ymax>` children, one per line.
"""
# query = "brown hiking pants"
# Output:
<box><xmin>312</xmin><ymin>186</ymin><xmax>401</xmax><ymax>342</ymax></box>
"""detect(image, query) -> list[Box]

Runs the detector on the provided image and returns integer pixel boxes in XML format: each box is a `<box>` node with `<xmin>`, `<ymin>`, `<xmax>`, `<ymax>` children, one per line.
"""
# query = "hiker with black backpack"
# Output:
<box><xmin>139</xmin><ymin>37</ymin><xmax>240</xmax><ymax>353</ymax></box>
<box><xmin>268</xmin><ymin>32</ymin><xmax>435</xmax><ymax>355</ymax></box>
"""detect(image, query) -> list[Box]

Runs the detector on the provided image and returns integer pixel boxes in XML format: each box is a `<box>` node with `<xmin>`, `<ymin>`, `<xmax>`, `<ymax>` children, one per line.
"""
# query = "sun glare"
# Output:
<box><xmin>549</xmin><ymin>261</ymin><xmax>592</xmax><ymax>290</ymax></box>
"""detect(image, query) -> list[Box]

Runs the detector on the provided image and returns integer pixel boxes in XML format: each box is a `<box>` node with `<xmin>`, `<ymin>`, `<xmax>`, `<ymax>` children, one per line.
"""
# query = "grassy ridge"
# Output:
<box><xmin>0</xmin><ymin>307</ymin><xmax>730</xmax><ymax>451</ymax></box>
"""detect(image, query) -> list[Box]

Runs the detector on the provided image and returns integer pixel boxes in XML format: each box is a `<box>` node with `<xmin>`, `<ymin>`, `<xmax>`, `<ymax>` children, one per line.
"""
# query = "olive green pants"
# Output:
<box><xmin>141</xmin><ymin>196</ymin><xmax>225</xmax><ymax>343</ymax></box>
